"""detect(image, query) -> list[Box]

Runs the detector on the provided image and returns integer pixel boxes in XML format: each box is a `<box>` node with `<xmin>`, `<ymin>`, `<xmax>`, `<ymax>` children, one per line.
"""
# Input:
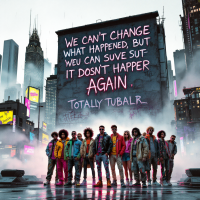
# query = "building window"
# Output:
<box><xmin>197</xmin><ymin>100</ymin><xmax>199</xmax><ymax>104</ymax></box>
<box><xmin>193</xmin><ymin>106</ymin><xmax>195</xmax><ymax>108</ymax></box>
<box><xmin>192</xmin><ymin>94</ymin><xmax>196</xmax><ymax>98</ymax></box>
<box><xmin>195</xmin><ymin>27</ymin><xmax>199</xmax><ymax>34</ymax></box>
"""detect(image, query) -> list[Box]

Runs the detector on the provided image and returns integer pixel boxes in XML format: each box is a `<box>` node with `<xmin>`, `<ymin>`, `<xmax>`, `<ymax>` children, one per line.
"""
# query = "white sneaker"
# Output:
<box><xmin>129</xmin><ymin>180</ymin><xmax>133</xmax><ymax>186</ymax></box>
<box><xmin>152</xmin><ymin>181</ymin><xmax>161</xmax><ymax>186</ymax></box>
<box><xmin>162</xmin><ymin>180</ymin><xmax>168</xmax><ymax>186</ymax></box>
<box><xmin>148</xmin><ymin>181</ymin><xmax>151</xmax><ymax>186</ymax></box>
<box><xmin>126</xmin><ymin>180</ymin><xmax>129</xmax><ymax>186</ymax></box>
<box><xmin>167</xmin><ymin>181</ymin><xmax>172</xmax><ymax>186</ymax></box>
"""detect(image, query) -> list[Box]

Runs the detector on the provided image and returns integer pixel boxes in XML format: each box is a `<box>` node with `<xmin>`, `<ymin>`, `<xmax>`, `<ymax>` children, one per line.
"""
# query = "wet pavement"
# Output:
<box><xmin>0</xmin><ymin>182</ymin><xmax>199</xmax><ymax>200</ymax></box>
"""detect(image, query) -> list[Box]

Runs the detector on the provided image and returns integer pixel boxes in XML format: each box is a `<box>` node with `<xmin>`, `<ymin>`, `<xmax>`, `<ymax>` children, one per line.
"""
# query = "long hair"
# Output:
<box><xmin>123</xmin><ymin>130</ymin><xmax>131</xmax><ymax>141</ymax></box>
<box><xmin>83</xmin><ymin>127</ymin><xmax>94</xmax><ymax>138</ymax></box>
<box><xmin>131</xmin><ymin>127</ymin><xmax>141</xmax><ymax>137</ymax></box>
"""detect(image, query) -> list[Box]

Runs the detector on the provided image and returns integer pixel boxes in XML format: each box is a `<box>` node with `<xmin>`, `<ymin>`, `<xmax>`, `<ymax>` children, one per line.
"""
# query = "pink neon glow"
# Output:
<box><xmin>174</xmin><ymin>80</ymin><xmax>177</xmax><ymax>97</ymax></box>
<box><xmin>180</xmin><ymin>137</ymin><xmax>183</xmax><ymax>140</ymax></box>
<box><xmin>25</xmin><ymin>97</ymin><xmax>30</xmax><ymax>118</ymax></box>
<box><xmin>24</xmin><ymin>145</ymin><xmax>34</xmax><ymax>155</ymax></box>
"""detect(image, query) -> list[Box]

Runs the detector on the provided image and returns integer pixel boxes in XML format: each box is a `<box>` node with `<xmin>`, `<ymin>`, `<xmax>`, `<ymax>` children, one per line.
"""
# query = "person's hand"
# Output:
<box><xmin>142</xmin><ymin>158</ymin><xmax>146</xmax><ymax>162</ymax></box>
<box><xmin>105</xmin><ymin>153</ymin><xmax>108</xmax><ymax>157</ymax></box>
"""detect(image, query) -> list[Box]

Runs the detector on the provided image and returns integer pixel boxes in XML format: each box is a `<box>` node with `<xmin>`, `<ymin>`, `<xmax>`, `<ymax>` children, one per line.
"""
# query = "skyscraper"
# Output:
<box><xmin>1</xmin><ymin>40</ymin><xmax>19</xmax><ymax>90</ymax></box>
<box><xmin>24</xmin><ymin>28</ymin><xmax>44</xmax><ymax>102</ymax></box>
<box><xmin>181</xmin><ymin>0</ymin><xmax>200</xmax><ymax>71</ymax></box>
<box><xmin>45</xmin><ymin>75</ymin><xmax>57</xmax><ymax>132</ymax></box>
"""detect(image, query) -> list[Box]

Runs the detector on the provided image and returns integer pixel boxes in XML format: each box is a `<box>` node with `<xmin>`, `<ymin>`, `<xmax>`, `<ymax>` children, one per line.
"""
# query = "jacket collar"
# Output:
<box><xmin>146</xmin><ymin>134</ymin><xmax>156</xmax><ymax>141</ymax></box>
<box><xmin>58</xmin><ymin>137</ymin><xmax>70</xmax><ymax>142</ymax></box>
<box><xmin>167</xmin><ymin>140</ymin><xmax>176</xmax><ymax>145</ymax></box>
<box><xmin>132</xmin><ymin>135</ymin><xmax>143</xmax><ymax>141</ymax></box>
<box><xmin>111</xmin><ymin>133</ymin><xmax>119</xmax><ymax>138</ymax></box>
<box><xmin>97</xmin><ymin>132</ymin><xmax>107</xmax><ymax>137</ymax></box>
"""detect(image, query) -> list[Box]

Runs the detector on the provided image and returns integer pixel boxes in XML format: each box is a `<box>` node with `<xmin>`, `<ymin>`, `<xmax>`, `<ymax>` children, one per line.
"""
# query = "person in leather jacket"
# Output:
<box><xmin>93</xmin><ymin>125</ymin><xmax>113</xmax><ymax>187</ymax></box>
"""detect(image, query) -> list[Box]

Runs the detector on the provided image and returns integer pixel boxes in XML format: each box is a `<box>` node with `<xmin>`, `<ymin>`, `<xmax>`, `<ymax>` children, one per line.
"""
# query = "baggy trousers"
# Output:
<box><xmin>169</xmin><ymin>159</ymin><xmax>174</xmax><ymax>180</ymax></box>
<box><xmin>96</xmin><ymin>154</ymin><xmax>110</xmax><ymax>181</ymax></box>
<box><xmin>68</xmin><ymin>158</ymin><xmax>80</xmax><ymax>182</ymax></box>
<box><xmin>109</xmin><ymin>154</ymin><xmax>124</xmax><ymax>181</ymax></box>
<box><xmin>83</xmin><ymin>155</ymin><xmax>95</xmax><ymax>179</ymax></box>
<box><xmin>132</xmin><ymin>157</ymin><xmax>146</xmax><ymax>182</ymax></box>
<box><xmin>146</xmin><ymin>156</ymin><xmax>158</xmax><ymax>182</ymax></box>
<box><xmin>160</xmin><ymin>158</ymin><xmax>169</xmax><ymax>182</ymax></box>
<box><xmin>46</xmin><ymin>158</ymin><xmax>58</xmax><ymax>181</ymax></box>
<box><xmin>57</xmin><ymin>158</ymin><xmax>68</xmax><ymax>182</ymax></box>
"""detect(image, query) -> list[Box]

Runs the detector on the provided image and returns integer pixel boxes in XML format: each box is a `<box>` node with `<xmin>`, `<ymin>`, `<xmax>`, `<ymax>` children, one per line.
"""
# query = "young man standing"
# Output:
<box><xmin>80</xmin><ymin>128</ymin><xmax>95</xmax><ymax>186</ymax></box>
<box><xmin>130</xmin><ymin>128</ymin><xmax>149</xmax><ymax>188</ymax></box>
<box><xmin>109</xmin><ymin>125</ymin><xmax>126</xmax><ymax>187</ymax></box>
<box><xmin>44</xmin><ymin>132</ymin><xmax>59</xmax><ymax>185</ymax></box>
<box><xmin>157</xmin><ymin>130</ymin><xmax>171</xmax><ymax>186</ymax></box>
<box><xmin>54</xmin><ymin>129</ymin><xmax>70</xmax><ymax>186</ymax></box>
<box><xmin>145</xmin><ymin>126</ymin><xmax>160</xmax><ymax>186</ymax></box>
<box><xmin>77</xmin><ymin>133</ymin><xmax>83</xmax><ymax>181</ymax></box>
<box><xmin>93</xmin><ymin>125</ymin><xmax>113</xmax><ymax>187</ymax></box>
<box><xmin>65</xmin><ymin>131</ymin><xmax>82</xmax><ymax>186</ymax></box>
<box><xmin>167</xmin><ymin>135</ymin><xmax>177</xmax><ymax>186</ymax></box>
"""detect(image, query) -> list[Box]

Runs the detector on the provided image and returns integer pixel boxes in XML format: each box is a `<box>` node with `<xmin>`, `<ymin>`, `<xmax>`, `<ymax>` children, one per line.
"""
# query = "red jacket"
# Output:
<box><xmin>110</xmin><ymin>133</ymin><xmax>126</xmax><ymax>157</ymax></box>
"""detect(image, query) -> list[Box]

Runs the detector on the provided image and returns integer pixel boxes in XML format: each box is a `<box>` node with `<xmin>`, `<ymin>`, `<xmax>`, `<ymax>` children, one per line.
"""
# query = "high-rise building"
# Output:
<box><xmin>181</xmin><ymin>0</ymin><xmax>200</xmax><ymax>71</ymax></box>
<box><xmin>167</xmin><ymin>60</ymin><xmax>175</xmax><ymax>100</ymax></box>
<box><xmin>45</xmin><ymin>75</ymin><xmax>57</xmax><ymax>132</ymax></box>
<box><xmin>24</xmin><ymin>28</ymin><xmax>44</xmax><ymax>102</ymax></box>
<box><xmin>173</xmin><ymin>49</ymin><xmax>187</xmax><ymax>97</ymax></box>
<box><xmin>1</xmin><ymin>40</ymin><xmax>19</xmax><ymax>90</ymax></box>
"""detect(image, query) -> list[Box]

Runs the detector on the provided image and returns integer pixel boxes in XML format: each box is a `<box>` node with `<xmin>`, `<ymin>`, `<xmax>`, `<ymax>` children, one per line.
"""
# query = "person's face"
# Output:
<box><xmin>61</xmin><ymin>133</ymin><xmax>66</xmax><ymax>139</ymax></box>
<box><xmin>53</xmin><ymin>135</ymin><xmax>58</xmax><ymax>140</ymax></box>
<box><xmin>86</xmin><ymin>131</ymin><xmax>90</xmax><ymax>138</ymax></box>
<box><xmin>72</xmin><ymin>132</ymin><xmax>77</xmax><ymax>139</ymax></box>
<box><xmin>148</xmin><ymin>129</ymin><xmax>154</xmax><ymax>135</ymax></box>
<box><xmin>170</xmin><ymin>136</ymin><xmax>175</xmax><ymax>142</ymax></box>
<box><xmin>112</xmin><ymin>127</ymin><xmax>117</xmax><ymax>134</ymax></box>
<box><xmin>124</xmin><ymin>132</ymin><xmax>129</xmax><ymax>138</ymax></box>
<box><xmin>161</xmin><ymin>132</ymin><xmax>165</xmax><ymax>138</ymax></box>
<box><xmin>133</xmin><ymin>130</ymin><xmax>138</xmax><ymax>137</ymax></box>
<box><xmin>78</xmin><ymin>134</ymin><xmax>82</xmax><ymax>140</ymax></box>
<box><xmin>99</xmin><ymin>127</ymin><xmax>104</xmax><ymax>134</ymax></box>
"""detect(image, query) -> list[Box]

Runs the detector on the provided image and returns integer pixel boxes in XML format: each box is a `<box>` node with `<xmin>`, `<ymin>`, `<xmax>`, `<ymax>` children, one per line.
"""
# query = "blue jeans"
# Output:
<box><xmin>96</xmin><ymin>154</ymin><xmax>110</xmax><ymax>180</ymax></box>
<box><xmin>68</xmin><ymin>158</ymin><xmax>80</xmax><ymax>182</ymax></box>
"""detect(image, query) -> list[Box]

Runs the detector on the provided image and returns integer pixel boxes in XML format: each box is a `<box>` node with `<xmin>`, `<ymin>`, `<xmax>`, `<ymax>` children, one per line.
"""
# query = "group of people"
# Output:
<box><xmin>44</xmin><ymin>125</ymin><xmax>177</xmax><ymax>188</ymax></box>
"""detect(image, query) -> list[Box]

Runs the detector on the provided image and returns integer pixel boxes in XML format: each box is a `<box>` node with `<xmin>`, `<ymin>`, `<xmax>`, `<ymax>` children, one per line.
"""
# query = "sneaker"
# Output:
<box><xmin>55</xmin><ymin>180</ymin><xmax>59</xmax><ymax>184</ymax></box>
<box><xmin>142</xmin><ymin>181</ymin><xmax>147</xmax><ymax>188</ymax></box>
<box><xmin>167</xmin><ymin>181</ymin><xmax>172</xmax><ymax>186</ymax></box>
<box><xmin>111</xmin><ymin>180</ymin><xmax>117</xmax><ymax>186</ymax></box>
<box><xmin>129</xmin><ymin>180</ymin><xmax>133</xmax><ymax>186</ymax></box>
<box><xmin>121</xmin><ymin>179</ymin><xmax>126</xmax><ymax>188</ymax></box>
<box><xmin>56</xmin><ymin>181</ymin><xmax>64</xmax><ymax>186</ymax></box>
<box><xmin>126</xmin><ymin>179</ymin><xmax>129</xmax><ymax>186</ymax></box>
<box><xmin>44</xmin><ymin>180</ymin><xmax>50</xmax><ymax>185</ymax></box>
<box><xmin>132</xmin><ymin>182</ymin><xmax>141</xmax><ymax>187</ymax></box>
<box><xmin>162</xmin><ymin>180</ymin><xmax>168</xmax><ymax>186</ymax></box>
<box><xmin>81</xmin><ymin>179</ymin><xmax>87</xmax><ymax>186</ymax></box>
<box><xmin>148</xmin><ymin>181</ymin><xmax>151</xmax><ymax>186</ymax></box>
<box><xmin>64</xmin><ymin>181</ymin><xmax>72</xmax><ymax>186</ymax></box>
<box><xmin>152</xmin><ymin>181</ymin><xmax>161</xmax><ymax>186</ymax></box>
<box><xmin>72</xmin><ymin>181</ymin><xmax>76</xmax><ymax>185</ymax></box>
<box><xmin>94</xmin><ymin>180</ymin><xmax>103</xmax><ymax>187</ymax></box>
<box><xmin>76</xmin><ymin>181</ymin><xmax>80</xmax><ymax>187</ymax></box>
<box><xmin>107</xmin><ymin>179</ymin><xmax>111</xmax><ymax>188</ymax></box>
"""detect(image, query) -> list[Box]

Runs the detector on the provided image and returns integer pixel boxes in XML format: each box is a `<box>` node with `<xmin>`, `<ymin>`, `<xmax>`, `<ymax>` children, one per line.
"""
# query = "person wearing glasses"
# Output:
<box><xmin>54</xmin><ymin>129</ymin><xmax>70</xmax><ymax>186</ymax></box>
<box><xmin>109</xmin><ymin>125</ymin><xmax>126</xmax><ymax>187</ymax></box>
<box><xmin>130</xmin><ymin>128</ymin><xmax>149</xmax><ymax>188</ymax></box>
<box><xmin>93</xmin><ymin>125</ymin><xmax>113</xmax><ymax>187</ymax></box>
<box><xmin>167</xmin><ymin>135</ymin><xmax>177</xmax><ymax>186</ymax></box>
<box><xmin>145</xmin><ymin>126</ymin><xmax>160</xmax><ymax>186</ymax></box>
<box><xmin>122</xmin><ymin>130</ymin><xmax>133</xmax><ymax>186</ymax></box>
<box><xmin>80</xmin><ymin>128</ymin><xmax>95</xmax><ymax>186</ymax></box>
<box><xmin>157</xmin><ymin>130</ymin><xmax>170</xmax><ymax>186</ymax></box>
<box><xmin>65</xmin><ymin>131</ymin><xmax>82</xmax><ymax>186</ymax></box>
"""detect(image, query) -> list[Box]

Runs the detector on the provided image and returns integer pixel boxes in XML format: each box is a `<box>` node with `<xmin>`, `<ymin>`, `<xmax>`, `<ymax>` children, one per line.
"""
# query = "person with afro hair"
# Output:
<box><xmin>130</xmin><ymin>127</ymin><xmax>149</xmax><ymax>188</ymax></box>
<box><xmin>54</xmin><ymin>129</ymin><xmax>70</xmax><ymax>186</ymax></box>
<box><xmin>80</xmin><ymin>128</ymin><xmax>96</xmax><ymax>186</ymax></box>
<box><xmin>44</xmin><ymin>132</ymin><xmax>59</xmax><ymax>185</ymax></box>
<box><xmin>157</xmin><ymin>130</ymin><xmax>171</xmax><ymax>186</ymax></box>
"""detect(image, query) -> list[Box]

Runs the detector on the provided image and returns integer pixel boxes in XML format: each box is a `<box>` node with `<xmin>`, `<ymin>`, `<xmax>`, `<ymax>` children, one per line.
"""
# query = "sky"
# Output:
<box><xmin>0</xmin><ymin>0</ymin><xmax>183</xmax><ymax>85</ymax></box>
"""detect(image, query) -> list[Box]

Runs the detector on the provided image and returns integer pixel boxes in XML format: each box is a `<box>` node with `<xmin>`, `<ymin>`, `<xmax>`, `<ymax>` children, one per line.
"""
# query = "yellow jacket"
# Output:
<box><xmin>54</xmin><ymin>137</ymin><xmax>70</xmax><ymax>159</ymax></box>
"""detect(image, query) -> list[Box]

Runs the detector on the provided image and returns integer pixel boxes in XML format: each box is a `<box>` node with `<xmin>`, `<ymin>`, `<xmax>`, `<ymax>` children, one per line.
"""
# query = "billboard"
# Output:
<box><xmin>29</xmin><ymin>87</ymin><xmax>39</xmax><ymax>103</ymax></box>
<box><xmin>25</xmin><ymin>88</ymin><xmax>28</xmax><ymax>98</ymax></box>
<box><xmin>30</xmin><ymin>132</ymin><xmax>35</xmax><ymax>144</ymax></box>
<box><xmin>0</xmin><ymin>111</ymin><xmax>13</xmax><ymax>125</ymax></box>
<box><xmin>56</xmin><ymin>12</ymin><xmax>163</xmax><ymax>125</ymax></box>
<box><xmin>42</xmin><ymin>133</ymin><xmax>49</xmax><ymax>145</ymax></box>
<box><xmin>25</xmin><ymin>97</ymin><xmax>30</xmax><ymax>117</ymax></box>
<box><xmin>43</xmin><ymin>122</ymin><xmax>47</xmax><ymax>132</ymax></box>
<box><xmin>24</xmin><ymin>145</ymin><xmax>34</xmax><ymax>155</ymax></box>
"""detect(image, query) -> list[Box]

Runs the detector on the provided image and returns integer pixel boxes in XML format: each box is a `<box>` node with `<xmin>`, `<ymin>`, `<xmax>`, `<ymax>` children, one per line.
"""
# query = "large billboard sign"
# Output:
<box><xmin>56</xmin><ymin>12</ymin><xmax>162</xmax><ymax>125</ymax></box>
<box><xmin>29</xmin><ymin>87</ymin><xmax>39</xmax><ymax>103</ymax></box>
<box><xmin>43</xmin><ymin>122</ymin><xmax>47</xmax><ymax>132</ymax></box>
<box><xmin>25</xmin><ymin>97</ymin><xmax>31</xmax><ymax>117</ymax></box>
<box><xmin>24</xmin><ymin>145</ymin><xmax>34</xmax><ymax>155</ymax></box>
<box><xmin>0</xmin><ymin>111</ymin><xmax>13</xmax><ymax>125</ymax></box>
<box><xmin>42</xmin><ymin>133</ymin><xmax>49</xmax><ymax>145</ymax></box>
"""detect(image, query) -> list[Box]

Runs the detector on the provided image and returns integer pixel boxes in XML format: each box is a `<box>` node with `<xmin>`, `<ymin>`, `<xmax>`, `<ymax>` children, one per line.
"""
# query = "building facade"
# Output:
<box><xmin>24</xmin><ymin>29</ymin><xmax>44</xmax><ymax>102</ymax></box>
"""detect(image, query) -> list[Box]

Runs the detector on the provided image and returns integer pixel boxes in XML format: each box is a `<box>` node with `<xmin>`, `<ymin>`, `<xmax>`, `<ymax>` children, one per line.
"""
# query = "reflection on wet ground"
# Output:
<box><xmin>0</xmin><ymin>182</ymin><xmax>199</xmax><ymax>200</ymax></box>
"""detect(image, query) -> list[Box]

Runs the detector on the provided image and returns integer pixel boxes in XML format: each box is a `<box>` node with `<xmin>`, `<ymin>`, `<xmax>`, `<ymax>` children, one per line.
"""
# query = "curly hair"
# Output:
<box><xmin>157</xmin><ymin>130</ymin><xmax>166</xmax><ymax>138</ymax></box>
<box><xmin>131</xmin><ymin>127</ymin><xmax>141</xmax><ymax>137</ymax></box>
<box><xmin>58</xmin><ymin>129</ymin><xmax>69</xmax><ymax>138</ymax></box>
<box><xmin>83</xmin><ymin>127</ymin><xmax>94</xmax><ymax>138</ymax></box>
<box><xmin>146</xmin><ymin>126</ymin><xmax>154</xmax><ymax>133</ymax></box>
<box><xmin>51</xmin><ymin>131</ymin><xmax>58</xmax><ymax>138</ymax></box>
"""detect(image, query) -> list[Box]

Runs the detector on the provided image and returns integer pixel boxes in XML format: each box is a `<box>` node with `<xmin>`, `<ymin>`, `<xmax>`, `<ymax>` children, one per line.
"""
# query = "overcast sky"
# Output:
<box><xmin>0</xmin><ymin>0</ymin><xmax>183</xmax><ymax>85</ymax></box>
